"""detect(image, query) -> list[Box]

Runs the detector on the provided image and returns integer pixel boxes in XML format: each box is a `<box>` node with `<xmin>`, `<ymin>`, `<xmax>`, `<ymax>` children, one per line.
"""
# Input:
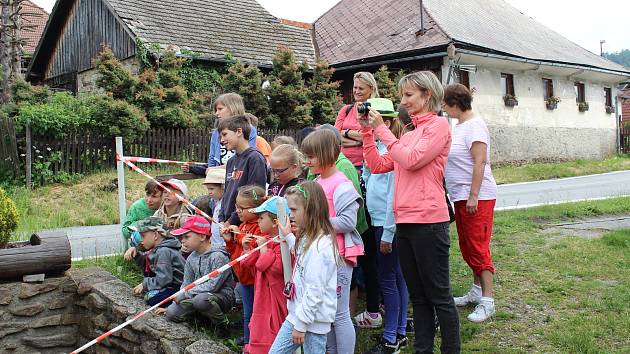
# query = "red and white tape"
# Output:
<box><xmin>118</xmin><ymin>155</ymin><xmax>207</xmax><ymax>165</ymax></box>
<box><xmin>70</xmin><ymin>233</ymin><xmax>282</xmax><ymax>354</ymax></box>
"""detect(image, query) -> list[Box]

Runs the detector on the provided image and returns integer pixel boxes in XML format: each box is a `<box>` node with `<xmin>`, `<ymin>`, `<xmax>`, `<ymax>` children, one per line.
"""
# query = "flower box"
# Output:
<box><xmin>578</xmin><ymin>102</ymin><xmax>589</xmax><ymax>112</ymax></box>
<box><xmin>503</xmin><ymin>95</ymin><xmax>518</xmax><ymax>107</ymax></box>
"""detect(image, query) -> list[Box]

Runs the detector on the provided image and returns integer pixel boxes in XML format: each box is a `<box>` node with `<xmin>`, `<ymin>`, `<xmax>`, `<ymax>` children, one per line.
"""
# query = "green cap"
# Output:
<box><xmin>128</xmin><ymin>216</ymin><xmax>167</xmax><ymax>234</ymax></box>
<box><xmin>367</xmin><ymin>98</ymin><xmax>398</xmax><ymax>118</ymax></box>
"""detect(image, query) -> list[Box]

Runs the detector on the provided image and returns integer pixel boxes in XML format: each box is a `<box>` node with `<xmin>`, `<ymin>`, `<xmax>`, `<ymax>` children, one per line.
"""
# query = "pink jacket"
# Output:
<box><xmin>241</xmin><ymin>240</ymin><xmax>288</xmax><ymax>354</ymax></box>
<box><xmin>335</xmin><ymin>104</ymin><xmax>364</xmax><ymax>167</ymax></box>
<box><xmin>362</xmin><ymin>112</ymin><xmax>451</xmax><ymax>224</ymax></box>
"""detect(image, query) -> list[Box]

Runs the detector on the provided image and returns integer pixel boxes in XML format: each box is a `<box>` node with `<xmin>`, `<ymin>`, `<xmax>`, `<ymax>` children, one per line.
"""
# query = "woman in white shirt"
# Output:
<box><xmin>443</xmin><ymin>84</ymin><xmax>498</xmax><ymax>323</ymax></box>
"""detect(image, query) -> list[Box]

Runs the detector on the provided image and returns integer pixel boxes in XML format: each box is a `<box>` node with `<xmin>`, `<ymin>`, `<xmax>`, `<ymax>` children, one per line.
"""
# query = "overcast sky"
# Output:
<box><xmin>32</xmin><ymin>0</ymin><xmax>629</xmax><ymax>55</ymax></box>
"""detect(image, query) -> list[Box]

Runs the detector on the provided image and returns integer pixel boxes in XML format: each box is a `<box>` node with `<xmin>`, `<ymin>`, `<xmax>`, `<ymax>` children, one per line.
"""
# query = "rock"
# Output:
<box><xmin>185</xmin><ymin>339</ymin><xmax>234</xmax><ymax>354</ymax></box>
<box><xmin>114</xmin><ymin>305</ymin><xmax>131</xmax><ymax>317</ymax></box>
<box><xmin>120</xmin><ymin>328</ymin><xmax>140</xmax><ymax>343</ymax></box>
<box><xmin>92</xmin><ymin>313</ymin><xmax>110</xmax><ymax>329</ymax></box>
<box><xmin>160</xmin><ymin>338</ymin><xmax>182</xmax><ymax>354</ymax></box>
<box><xmin>140</xmin><ymin>340</ymin><xmax>158</xmax><ymax>354</ymax></box>
<box><xmin>22</xmin><ymin>274</ymin><xmax>45</xmax><ymax>283</ymax></box>
<box><xmin>87</xmin><ymin>293</ymin><xmax>107</xmax><ymax>310</ymax></box>
<box><xmin>62</xmin><ymin>313</ymin><xmax>79</xmax><ymax>325</ymax></box>
<box><xmin>109</xmin><ymin>336</ymin><xmax>134</xmax><ymax>353</ymax></box>
<box><xmin>0</xmin><ymin>322</ymin><xmax>28</xmax><ymax>339</ymax></box>
<box><xmin>62</xmin><ymin>280</ymin><xmax>79</xmax><ymax>293</ymax></box>
<box><xmin>48</xmin><ymin>294</ymin><xmax>75</xmax><ymax>310</ymax></box>
<box><xmin>9</xmin><ymin>303</ymin><xmax>45</xmax><ymax>317</ymax></box>
<box><xmin>29</xmin><ymin>314</ymin><xmax>63</xmax><ymax>328</ymax></box>
<box><xmin>0</xmin><ymin>287</ymin><xmax>12</xmax><ymax>305</ymax></box>
<box><xmin>77</xmin><ymin>282</ymin><xmax>93</xmax><ymax>295</ymax></box>
<box><xmin>21</xmin><ymin>330</ymin><xmax>77</xmax><ymax>348</ymax></box>
<box><xmin>18</xmin><ymin>282</ymin><xmax>59</xmax><ymax>299</ymax></box>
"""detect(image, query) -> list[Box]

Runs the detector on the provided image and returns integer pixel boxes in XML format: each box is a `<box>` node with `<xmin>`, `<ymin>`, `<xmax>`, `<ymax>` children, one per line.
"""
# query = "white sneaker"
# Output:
<box><xmin>454</xmin><ymin>291</ymin><xmax>481</xmax><ymax>307</ymax></box>
<box><xmin>354</xmin><ymin>311</ymin><xmax>383</xmax><ymax>328</ymax></box>
<box><xmin>467</xmin><ymin>302</ymin><xmax>495</xmax><ymax>322</ymax></box>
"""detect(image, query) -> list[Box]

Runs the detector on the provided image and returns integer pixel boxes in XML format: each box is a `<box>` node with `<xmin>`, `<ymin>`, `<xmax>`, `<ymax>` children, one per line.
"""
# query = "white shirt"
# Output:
<box><xmin>445</xmin><ymin>116</ymin><xmax>497</xmax><ymax>202</ymax></box>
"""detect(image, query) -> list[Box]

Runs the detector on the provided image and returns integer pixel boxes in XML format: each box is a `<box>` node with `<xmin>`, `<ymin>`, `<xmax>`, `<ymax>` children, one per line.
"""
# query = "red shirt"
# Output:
<box><xmin>225</xmin><ymin>221</ymin><xmax>262</xmax><ymax>285</ymax></box>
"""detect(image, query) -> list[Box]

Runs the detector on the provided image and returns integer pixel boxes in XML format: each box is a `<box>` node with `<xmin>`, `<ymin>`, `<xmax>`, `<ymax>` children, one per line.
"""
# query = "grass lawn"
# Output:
<box><xmin>492</xmin><ymin>154</ymin><xmax>630</xmax><ymax>184</ymax></box>
<box><xmin>74</xmin><ymin>198</ymin><xmax>630</xmax><ymax>353</ymax></box>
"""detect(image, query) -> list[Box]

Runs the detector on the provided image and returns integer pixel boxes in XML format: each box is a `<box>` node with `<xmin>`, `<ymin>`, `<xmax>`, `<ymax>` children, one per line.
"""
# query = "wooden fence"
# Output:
<box><xmin>0</xmin><ymin>119</ymin><xmax>301</xmax><ymax>183</ymax></box>
<box><xmin>621</xmin><ymin>125</ymin><xmax>630</xmax><ymax>154</ymax></box>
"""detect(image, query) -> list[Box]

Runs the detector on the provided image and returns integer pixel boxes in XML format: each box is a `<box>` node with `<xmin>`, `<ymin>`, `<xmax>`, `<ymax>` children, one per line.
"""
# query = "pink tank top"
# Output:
<box><xmin>316</xmin><ymin>171</ymin><xmax>349</xmax><ymax>259</ymax></box>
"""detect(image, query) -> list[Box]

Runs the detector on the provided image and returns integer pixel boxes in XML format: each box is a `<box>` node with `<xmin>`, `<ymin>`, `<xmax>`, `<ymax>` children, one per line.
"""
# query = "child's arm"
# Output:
<box><xmin>382</xmin><ymin>172</ymin><xmax>396</xmax><ymax>244</ymax></box>
<box><xmin>255</xmin><ymin>241</ymin><xmax>283</xmax><ymax>276</ymax></box>
<box><xmin>329</xmin><ymin>183</ymin><xmax>360</xmax><ymax>234</ymax></box>
<box><xmin>143</xmin><ymin>249</ymin><xmax>174</xmax><ymax>291</ymax></box>
<box><xmin>133</xmin><ymin>250</ymin><xmax>146</xmax><ymax>268</ymax></box>
<box><xmin>362</xmin><ymin>127</ymin><xmax>395</xmax><ymax>173</ymax></box>
<box><xmin>190</xmin><ymin>253</ymin><xmax>232</xmax><ymax>295</ymax></box>
<box><xmin>175</xmin><ymin>260</ymin><xmax>194</xmax><ymax>302</ymax></box>
<box><xmin>208</xmin><ymin>131</ymin><xmax>220</xmax><ymax>167</ymax></box>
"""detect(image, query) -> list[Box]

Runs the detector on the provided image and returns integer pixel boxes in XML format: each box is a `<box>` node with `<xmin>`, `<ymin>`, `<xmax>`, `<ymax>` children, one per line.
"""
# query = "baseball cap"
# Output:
<box><xmin>203</xmin><ymin>167</ymin><xmax>226</xmax><ymax>185</ymax></box>
<box><xmin>368</xmin><ymin>98</ymin><xmax>399</xmax><ymax>118</ymax></box>
<box><xmin>162</xmin><ymin>179</ymin><xmax>188</xmax><ymax>196</ymax></box>
<box><xmin>128</xmin><ymin>216</ymin><xmax>168</xmax><ymax>234</ymax></box>
<box><xmin>251</xmin><ymin>196</ymin><xmax>291</xmax><ymax>216</ymax></box>
<box><xmin>170</xmin><ymin>215</ymin><xmax>212</xmax><ymax>236</ymax></box>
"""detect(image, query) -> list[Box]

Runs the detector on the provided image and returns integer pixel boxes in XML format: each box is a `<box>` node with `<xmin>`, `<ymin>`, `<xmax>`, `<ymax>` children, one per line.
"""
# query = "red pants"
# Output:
<box><xmin>454</xmin><ymin>199</ymin><xmax>496</xmax><ymax>275</ymax></box>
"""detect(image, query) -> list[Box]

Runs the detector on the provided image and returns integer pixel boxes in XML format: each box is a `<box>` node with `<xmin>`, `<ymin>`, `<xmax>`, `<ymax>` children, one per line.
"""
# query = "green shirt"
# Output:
<box><xmin>121</xmin><ymin>198</ymin><xmax>156</xmax><ymax>240</ymax></box>
<box><xmin>307</xmin><ymin>152</ymin><xmax>369</xmax><ymax>234</ymax></box>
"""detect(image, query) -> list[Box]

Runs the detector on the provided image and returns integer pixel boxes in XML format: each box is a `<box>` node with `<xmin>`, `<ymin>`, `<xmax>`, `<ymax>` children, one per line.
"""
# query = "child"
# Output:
<box><xmin>241</xmin><ymin>196</ymin><xmax>290</xmax><ymax>354</ymax></box>
<box><xmin>163</xmin><ymin>216</ymin><xmax>234</xmax><ymax>330</ymax></box>
<box><xmin>221</xmin><ymin>185</ymin><xmax>267</xmax><ymax>349</ymax></box>
<box><xmin>122</xmin><ymin>180</ymin><xmax>163</xmax><ymax>246</ymax></box>
<box><xmin>362</xmin><ymin>110</ymin><xmax>410</xmax><ymax>353</ymax></box>
<box><xmin>126</xmin><ymin>217</ymin><xmax>186</xmax><ymax>307</ymax></box>
<box><xmin>301</xmin><ymin>129</ymin><xmax>364</xmax><ymax>354</ymax></box>
<box><xmin>271</xmin><ymin>135</ymin><xmax>297</xmax><ymax>150</ymax></box>
<box><xmin>203</xmin><ymin>167</ymin><xmax>227</xmax><ymax>251</ymax></box>
<box><xmin>217</xmin><ymin>115</ymin><xmax>268</xmax><ymax>227</ymax></box>
<box><xmin>269</xmin><ymin>181</ymin><xmax>338</xmax><ymax>354</ymax></box>
<box><xmin>154</xmin><ymin>179</ymin><xmax>192</xmax><ymax>230</ymax></box>
<box><xmin>268</xmin><ymin>144</ymin><xmax>303</xmax><ymax>197</ymax></box>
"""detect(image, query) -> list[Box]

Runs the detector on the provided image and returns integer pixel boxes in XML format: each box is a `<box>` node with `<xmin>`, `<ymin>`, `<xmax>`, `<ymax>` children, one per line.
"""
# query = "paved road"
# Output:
<box><xmin>496</xmin><ymin>170</ymin><xmax>630</xmax><ymax>210</ymax></box>
<box><xmin>50</xmin><ymin>171</ymin><xmax>630</xmax><ymax>260</ymax></box>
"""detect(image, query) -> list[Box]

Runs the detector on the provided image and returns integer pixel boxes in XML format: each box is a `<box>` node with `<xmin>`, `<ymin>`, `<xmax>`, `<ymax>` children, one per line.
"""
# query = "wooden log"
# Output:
<box><xmin>0</xmin><ymin>230</ymin><xmax>71</xmax><ymax>280</ymax></box>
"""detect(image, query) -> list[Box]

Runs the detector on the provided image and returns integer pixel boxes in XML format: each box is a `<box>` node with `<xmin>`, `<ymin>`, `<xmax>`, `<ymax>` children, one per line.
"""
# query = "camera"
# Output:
<box><xmin>356</xmin><ymin>102</ymin><xmax>371</xmax><ymax>116</ymax></box>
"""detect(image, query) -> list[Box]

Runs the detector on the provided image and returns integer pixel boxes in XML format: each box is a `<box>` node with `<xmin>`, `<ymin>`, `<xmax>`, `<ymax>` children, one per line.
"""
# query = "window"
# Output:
<box><xmin>458</xmin><ymin>69</ymin><xmax>470</xmax><ymax>89</ymax></box>
<box><xmin>604</xmin><ymin>87</ymin><xmax>612</xmax><ymax>107</ymax></box>
<box><xmin>542</xmin><ymin>78</ymin><xmax>554</xmax><ymax>100</ymax></box>
<box><xmin>575</xmin><ymin>82</ymin><xmax>585</xmax><ymax>103</ymax></box>
<box><xmin>501</xmin><ymin>73</ymin><xmax>515</xmax><ymax>97</ymax></box>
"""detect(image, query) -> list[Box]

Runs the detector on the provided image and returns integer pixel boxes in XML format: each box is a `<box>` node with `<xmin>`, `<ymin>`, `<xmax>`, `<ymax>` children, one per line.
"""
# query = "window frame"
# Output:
<box><xmin>458</xmin><ymin>69</ymin><xmax>470</xmax><ymax>89</ymax></box>
<box><xmin>542</xmin><ymin>78</ymin><xmax>554</xmax><ymax>100</ymax></box>
<box><xmin>501</xmin><ymin>73</ymin><xmax>515</xmax><ymax>97</ymax></box>
<box><xmin>604</xmin><ymin>87</ymin><xmax>612</xmax><ymax>107</ymax></box>
<box><xmin>575</xmin><ymin>82</ymin><xmax>586</xmax><ymax>103</ymax></box>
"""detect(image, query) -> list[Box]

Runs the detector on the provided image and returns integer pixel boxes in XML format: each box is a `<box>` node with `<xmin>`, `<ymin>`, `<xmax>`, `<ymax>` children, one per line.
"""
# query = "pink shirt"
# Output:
<box><xmin>316</xmin><ymin>171</ymin><xmax>348</xmax><ymax>260</ymax></box>
<box><xmin>446</xmin><ymin>116</ymin><xmax>497</xmax><ymax>202</ymax></box>
<box><xmin>362</xmin><ymin>112</ymin><xmax>451</xmax><ymax>224</ymax></box>
<box><xmin>335</xmin><ymin>105</ymin><xmax>363</xmax><ymax>167</ymax></box>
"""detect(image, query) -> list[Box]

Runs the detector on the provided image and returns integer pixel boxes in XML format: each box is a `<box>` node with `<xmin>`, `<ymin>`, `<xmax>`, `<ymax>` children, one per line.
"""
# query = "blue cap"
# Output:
<box><xmin>251</xmin><ymin>196</ymin><xmax>291</xmax><ymax>216</ymax></box>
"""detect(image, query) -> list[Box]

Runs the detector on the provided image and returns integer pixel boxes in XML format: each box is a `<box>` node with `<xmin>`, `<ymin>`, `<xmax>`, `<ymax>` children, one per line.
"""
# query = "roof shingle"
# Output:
<box><xmin>21</xmin><ymin>0</ymin><xmax>49</xmax><ymax>54</ymax></box>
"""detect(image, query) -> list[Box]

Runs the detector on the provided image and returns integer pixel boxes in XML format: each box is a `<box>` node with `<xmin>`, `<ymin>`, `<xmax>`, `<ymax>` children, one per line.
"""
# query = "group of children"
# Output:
<box><xmin>121</xmin><ymin>94</ymin><xmax>409</xmax><ymax>354</ymax></box>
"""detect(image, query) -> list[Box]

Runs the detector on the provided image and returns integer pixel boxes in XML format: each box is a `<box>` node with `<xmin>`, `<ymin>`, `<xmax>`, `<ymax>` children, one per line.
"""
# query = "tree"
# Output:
<box><xmin>0</xmin><ymin>0</ymin><xmax>33</xmax><ymax>103</ymax></box>
<box><xmin>374</xmin><ymin>65</ymin><xmax>406</xmax><ymax>105</ymax></box>
<box><xmin>265</xmin><ymin>47</ymin><xmax>312</xmax><ymax>129</ymax></box>
<box><xmin>94</xmin><ymin>46</ymin><xmax>137</xmax><ymax>101</ymax></box>
<box><xmin>604</xmin><ymin>49</ymin><xmax>630</xmax><ymax>69</ymax></box>
<box><xmin>223</xmin><ymin>61</ymin><xmax>270</xmax><ymax>127</ymax></box>
<box><xmin>308</xmin><ymin>60</ymin><xmax>340</xmax><ymax>125</ymax></box>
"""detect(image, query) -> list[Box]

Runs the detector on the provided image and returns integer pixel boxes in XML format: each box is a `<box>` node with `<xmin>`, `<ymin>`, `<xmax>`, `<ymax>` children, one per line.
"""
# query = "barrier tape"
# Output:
<box><xmin>118</xmin><ymin>155</ymin><xmax>207</xmax><ymax>166</ymax></box>
<box><xmin>71</xmin><ymin>158</ymin><xmax>285</xmax><ymax>353</ymax></box>
<box><xmin>70</xmin><ymin>233</ymin><xmax>282</xmax><ymax>354</ymax></box>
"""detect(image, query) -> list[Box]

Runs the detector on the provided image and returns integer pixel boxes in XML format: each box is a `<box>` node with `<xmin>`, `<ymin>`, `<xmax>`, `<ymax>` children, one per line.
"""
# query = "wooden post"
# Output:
<box><xmin>25</xmin><ymin>120</ymin><xmax>31</xmax><ymax>189</ymax></box>
<box><xmin>116</xmin><ymin>137</ymin><xmax>127</xmax><ymax>251</ymax></box>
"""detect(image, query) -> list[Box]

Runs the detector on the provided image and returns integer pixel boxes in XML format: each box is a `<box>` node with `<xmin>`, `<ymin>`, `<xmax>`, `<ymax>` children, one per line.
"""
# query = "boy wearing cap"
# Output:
<box><xmin>203</xmin><ymin>167</ymin><xmax>227</xmax><ymax>251</ymax></box>
<box><xmin>240</xmin><ymin>196</ymin><xmax>290</xmax><ymax>354</ymax></box>
<box><xmin>127</xmin><ymin>217</ymin><xmax>186</xmax><ymax>307</ymax></box>
<box><xmin>163</xmin><ymin>216</ymin><xmax>234</xmax><ymax>329</ymax></box>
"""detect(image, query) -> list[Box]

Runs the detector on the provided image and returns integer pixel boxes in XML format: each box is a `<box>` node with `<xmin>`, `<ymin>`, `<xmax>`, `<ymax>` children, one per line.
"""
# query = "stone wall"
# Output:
<box><xmin>0</xmin><ymin>267</ymin><xmax>233</xmax><ymax>354</ymax></box>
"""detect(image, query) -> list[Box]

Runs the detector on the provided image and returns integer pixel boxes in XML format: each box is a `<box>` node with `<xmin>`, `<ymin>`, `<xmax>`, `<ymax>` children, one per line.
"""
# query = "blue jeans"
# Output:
<box><xmin>269</xmin><ymin>320</ymin><xmax>328</xmax><ymax>354</ymax></box>
<box><xmin>239</xmin><ymin>283</ymin><xmax>255</xmax><ymax>343</ymax></box>
<box><xmin>145</xmin><ymin>287</ymin><xmax>177</xmax><ymax>307</ymax></box>
<box><xmin>375</xmin><ymin>226</ymin><xmax>409</xmax><ymax>343</ymax></box>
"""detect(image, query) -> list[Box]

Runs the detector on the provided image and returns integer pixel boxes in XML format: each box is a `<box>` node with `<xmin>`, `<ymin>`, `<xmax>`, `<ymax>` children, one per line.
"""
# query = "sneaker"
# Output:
<box><xmin>363</xmin><ymin>337</ymin><xmax>400</xmax><ymax>354</ymax></box>
<box><xmin>354</xmin><ymin>311</ymin><xmax>383</xmax><ymax>328</ymax></box>
<box><xmin>467</xmin><ymin>302</ymin><xmax>495</xmax><ymax>322</ymax></box>
<box><xmin>454</xmin><ymin>291</ymin><xmax>481</xmax><ymax>307</ymax></box>
<box><xmin>396</xmin><ymin>334</ymin><xmax>408</xmax><ymax>349</ymax></box>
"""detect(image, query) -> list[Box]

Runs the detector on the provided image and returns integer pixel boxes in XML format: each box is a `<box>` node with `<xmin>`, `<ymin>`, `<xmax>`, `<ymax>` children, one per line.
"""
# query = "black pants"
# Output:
<box><xmin>397</xmin><ymin>222</ymin><xmax>461</xmax><ymax>354</ymax></box>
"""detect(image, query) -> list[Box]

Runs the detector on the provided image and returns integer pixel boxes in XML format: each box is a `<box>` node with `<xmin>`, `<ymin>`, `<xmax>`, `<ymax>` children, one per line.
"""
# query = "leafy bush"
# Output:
<box><xmin>223</xmin><ymin>62</ymin><xmax>270</xmax><ymax>126</ymax></box>
<box><xmin>94</xmin><ymin>46</ymin><xmax>137</xmax><ymax>101</ymax></box>
<box><xmin>0</xmin><ymin>187</ymin><xmax>19</xmax><ymax>247</ymax></box>
<box><xmin>308</xmin><ymin>60</ymin><xmax>341</xmax><ymax>125</ymax></box>
<box><xmin>87</xmin><ymin>95</ymin><xmax>149</xmax><ymax>142</ymax></box>
<box><xmin>15</xmin><ymin>92</ymin><xmax>93</xmax><ymax>138</ymax></box>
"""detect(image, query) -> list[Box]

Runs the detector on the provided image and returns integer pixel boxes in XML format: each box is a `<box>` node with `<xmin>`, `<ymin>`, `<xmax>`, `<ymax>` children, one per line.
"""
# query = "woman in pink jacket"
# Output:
<box><xmin>361</xmin><ymin>71</ymin><xmax>461</xmax><ymax>354</ymax></box>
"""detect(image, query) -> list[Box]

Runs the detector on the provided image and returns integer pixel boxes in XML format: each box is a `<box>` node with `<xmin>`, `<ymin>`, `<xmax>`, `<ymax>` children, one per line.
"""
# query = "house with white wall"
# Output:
<box><xmin>314</xmin><ymin>0</ymin><xmax>630</xmax><ymax>162</ymax></box>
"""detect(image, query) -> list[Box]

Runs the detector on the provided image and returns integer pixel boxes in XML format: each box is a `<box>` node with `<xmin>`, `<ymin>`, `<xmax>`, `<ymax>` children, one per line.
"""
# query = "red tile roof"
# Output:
<box><xmin>21</xmin><ymin>0</ymin><xmax>49</xmax><ymax>54</ymax></box>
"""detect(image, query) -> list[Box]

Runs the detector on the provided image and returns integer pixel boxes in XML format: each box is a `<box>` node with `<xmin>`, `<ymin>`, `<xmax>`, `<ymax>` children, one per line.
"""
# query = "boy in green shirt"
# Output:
<box><xmin>122</xmin><ymin>181</ymin><xmax>163</xmax><ymax>245</ymax></box>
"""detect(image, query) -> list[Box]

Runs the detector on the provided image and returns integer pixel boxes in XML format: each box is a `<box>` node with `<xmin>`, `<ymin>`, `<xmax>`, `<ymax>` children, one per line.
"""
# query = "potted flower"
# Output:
<box><xmin>503</xmin><ymin>94</ymin><xmax>518</xmax><ymax>107</ymax></box>
<box><xmin>545</xmin><ymin>96</ymin><xmax>561</xmax><ymax>110</ymax></box>
<box><xmin>605</xmin><ymin>106</ymin><xmax>615</xmax><ymax>114</ymax></box>
<box><xmin>578</xmin><ymin>101</ymin><xmax>589</xmax><ymax>112</ymax></box>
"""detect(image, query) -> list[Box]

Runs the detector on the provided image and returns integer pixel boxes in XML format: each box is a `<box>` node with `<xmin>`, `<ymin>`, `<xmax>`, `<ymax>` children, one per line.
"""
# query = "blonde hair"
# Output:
<box><xmin>353</xmin><ymin>72</ymin><xmax>380</xmax><ymax>98</ymax></box>
<box><xmin>214</xmin><ymin>93</ymin><xmax>246</xmax><ymax>117</ymax></box>
<box><xmin>271</xmin><ymin>135</ymin><xmax>297</xmax><ymax>149</ymax></box>
<box><xmin>236</xmin><ymin>185</ymin><xmax>266</xmax><ymax>207</ymax></box>
<box><xmin>398</xmin><ymin>71</ymin><xmax>444</xmax><ymax>113</ymax></box>
<box><xmin>300</xmin><ymin>129</ymin><xmax>340</xmax><ymax>169</ymax></box>
<box><xmin>285</xmin><ymin>181</ymin><xmax>338</xmax><ymax>255</ymax></box>
<box><xmin>244</xmin><ymin>113</ymin><xmax>258</xmax><ymax>127</ymax></box>
<box><xmin>271</xmin><ymin>144</ymin><xmax>303</xmax><ymax>173</ymax></box>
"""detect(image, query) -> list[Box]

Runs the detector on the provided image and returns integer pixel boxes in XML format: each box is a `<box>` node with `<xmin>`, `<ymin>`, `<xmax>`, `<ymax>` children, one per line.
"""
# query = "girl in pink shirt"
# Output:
<box><xmin>301</xmin><ymin>129</ymin><xmax>364</xmax><ymax>354</ymax></box>
<box><xmin>361</xmin><ymin>71</ymin><xmax>461</xmax><ymax>353</ymax></box>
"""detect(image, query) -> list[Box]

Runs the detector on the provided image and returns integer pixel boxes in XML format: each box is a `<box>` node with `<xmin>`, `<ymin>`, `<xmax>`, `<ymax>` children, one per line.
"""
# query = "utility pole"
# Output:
<box><xmin>600</xmin><ymin>40</ymin><xmax>606</xmax><ymax>56</ymax></box>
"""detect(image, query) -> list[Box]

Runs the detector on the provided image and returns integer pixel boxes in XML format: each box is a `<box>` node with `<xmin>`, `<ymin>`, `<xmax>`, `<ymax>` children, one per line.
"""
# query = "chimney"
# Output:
<box><xmin>416</xmin><ymin>0</ymin><xmax>426</xmax><ymax>36</ymax></box>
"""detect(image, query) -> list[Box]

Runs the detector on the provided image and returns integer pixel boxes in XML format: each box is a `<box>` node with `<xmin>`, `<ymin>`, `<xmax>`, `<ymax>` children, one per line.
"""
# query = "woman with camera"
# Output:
<box><xmin>361</xmin><ymin>71</ymin><xmax>461</xmax><ymax>354</ymax></box>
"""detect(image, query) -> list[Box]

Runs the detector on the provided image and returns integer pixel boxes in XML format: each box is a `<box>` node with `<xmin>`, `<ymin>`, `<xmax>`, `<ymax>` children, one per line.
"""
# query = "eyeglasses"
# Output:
<box><xmin>235</xmin><ymin>204</ymin><xmax>254</xmax><ymax>212</ymax></box>
<box><xmin>271</xmin><ymin>166</ymin><xmax>291</xmax><ymax>175</ymax></box>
